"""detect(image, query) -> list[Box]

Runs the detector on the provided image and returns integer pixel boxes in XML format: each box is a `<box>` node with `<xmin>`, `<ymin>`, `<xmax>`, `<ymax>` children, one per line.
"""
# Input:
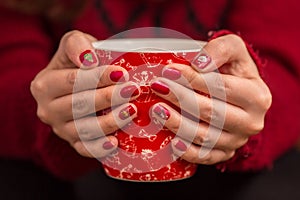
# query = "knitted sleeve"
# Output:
<box><xmin>0</xmin><ymin>6</ymin><xmax>99</xmax><ymax>180</ymax></box>
<box><xmin>181</xmin><ymin>0</ymin><xmax>300</xmax><ymax>172</ymax></box>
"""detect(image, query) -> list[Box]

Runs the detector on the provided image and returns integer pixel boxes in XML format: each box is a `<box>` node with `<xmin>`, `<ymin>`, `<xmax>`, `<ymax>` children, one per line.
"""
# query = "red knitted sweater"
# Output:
<box><xmin>0</xmin><ymin>0</ymin><xmax>299</xmax><ymax>180</ymax></box>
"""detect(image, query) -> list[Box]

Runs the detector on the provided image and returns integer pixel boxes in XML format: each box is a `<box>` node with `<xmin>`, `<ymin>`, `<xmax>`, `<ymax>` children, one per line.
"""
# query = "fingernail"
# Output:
<box><xmin>120</xmin><ymin>85</ymin><xmax>140</xmax><ymax>98</ymax></box>
<box><xmin>110</xmin><ymin>71</ymin><xmax>125</xmax><ymax>82</ymax></box>
<box><xmin>119</xmin><ymin>105</ymin><xmax>136</xmax><ymax>120</ymax></box>
<box><xmin>150</xmin><ymin>81</ymin><xmax>170</xmax><ymax>95</ymax></box>
<box><xmin>79</xmin><ymin>50</ymin><xmax>97</xmax><ymax>67</ymax></box>
<box><xmin>103</xmin><ymin>141</ymin><xmax>115</xmax><ymax>150</ymax></box>
<box><xmin>153</xmin><ymin>104</ymin><xmax>170</xmax><ymax>120</ymax></box>
<box><xmin>174</xmin><ymin>140</ymin><xmax>187</xmax><ymax>151</ymax></box>
<box><xmin>162</xmin><ymin>68</ymin><xmax>181</xmax><ymax>80</ymax></box>
<box><xmin>192</xmin><ymin>53</ymin><xmax>211</xmax><ymax>69</ymax></box>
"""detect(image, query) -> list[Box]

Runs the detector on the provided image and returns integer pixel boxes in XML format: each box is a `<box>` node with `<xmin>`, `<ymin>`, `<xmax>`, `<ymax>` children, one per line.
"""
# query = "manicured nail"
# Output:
<box><xmin>120</xmin><ymin>85</ymin><xmax>140</xmax><ymax>98</ymax></box>
<box><xmin>150</xmin><ymin>81</ymin><xmax>170</xmax><ymax>95</ymax></box>
<box><xmin>119</xmin><ymin>105</ymin><xmax>136</xmax><ymax>120</ymax></box>
<box><xmin>103</xmin><ymin>141</ymin><xmax>115</xmax><ymax>150</ymax></box>
<box><xmin>110</xmin><ymin>71</ymin><xmax>125</xmax><ymax>82</ymax></box>
<box><xmin>153</xmin><ymin>104</ymin><xmax>170</xmax><ymax>120</ymax></box>
<box><xmin>79</xmin><ymin>50</ymin><xmax>97</xmax><ymax>67</ymax></box>
<box><xmin>192</xmin><ymin>53</ymin><xmax>211</xmax><ymax>69</ymax></box>
<box><xmin>162</xmin><ymin>68</ymin><xmax>181</xmax><ymax>80</ymax></box>
<box><xmin>174</xmin><ymin>140</ymin><xmax>187</xmax><ymax>151</ymax></box>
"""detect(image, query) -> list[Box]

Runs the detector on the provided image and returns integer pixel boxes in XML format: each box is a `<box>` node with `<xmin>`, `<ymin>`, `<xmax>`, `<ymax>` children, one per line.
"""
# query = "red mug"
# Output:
<box><xmin>93</xmin><ymin>38</ymin><xmax>205</xmax><ymax>182</ymax></box>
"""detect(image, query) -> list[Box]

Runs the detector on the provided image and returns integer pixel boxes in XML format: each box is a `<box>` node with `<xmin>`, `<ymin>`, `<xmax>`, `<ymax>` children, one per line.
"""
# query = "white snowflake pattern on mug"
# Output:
<box><xmin>138</xmin><ymin>129</ymin><xmax>157</xmax><ymax>142</ymax></box>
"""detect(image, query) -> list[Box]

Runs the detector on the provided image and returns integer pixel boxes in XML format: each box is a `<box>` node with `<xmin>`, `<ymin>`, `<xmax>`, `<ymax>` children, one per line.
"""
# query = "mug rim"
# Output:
<box><xmin>92</xmin><ymin>38</ymin><xmax>205</xmax><ymax>53</ymax></box>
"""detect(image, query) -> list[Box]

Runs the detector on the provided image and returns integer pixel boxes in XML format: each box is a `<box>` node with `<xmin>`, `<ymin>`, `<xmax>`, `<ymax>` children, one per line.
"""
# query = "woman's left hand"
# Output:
<box><xmin>150</xmin><ymin>34</ymin><xmax>272</xmax><ymax>165</ymax></box>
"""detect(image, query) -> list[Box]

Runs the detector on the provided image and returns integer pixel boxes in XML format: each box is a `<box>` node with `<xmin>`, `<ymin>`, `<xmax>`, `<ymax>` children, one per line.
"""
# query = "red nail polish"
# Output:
<box><xmin>119</xmin><ymin>105</ymin><xmax>136</xmax><ymax>120</ymax></box>
<box><xmin>110</xmin><ymin>71</ymin><xmax>125</xmax><ymax>82</ymax></box>
<box><xmin>79</xmin><ymin>50</ymin><xmax>97</xmax><ymax>67</ymax></box>
<box><xmin>153</xmin><ymin>104</ymin><xmax>170</xmax><ymax>120</ymax></box>
<box><xmin>150</xmin><ymin>81</ymin><xmax>170</xmax><ymax>95</ymax></box>
<box><xmin>162</xmin><ymin>68</ymin><xmax>181</xmax><ymax>80</ymax></box>
<box><xmin>175</xmin><ymin>140</ymin><xmax>187</xmax><ymax>151</ymax></box>
<box><xmin>120</xmin><ymin>85</ymin><xmax>140</xmax><ymax>98</ymax></box>
<box><xmin>103</xmin><ymin>141</ymin><xmax>114</xmax><ymax>150</ymax></box>
<box><xmin>192</xmin><ymin>53</ymin><xmax>211</xmax><ymax>69</ymax></box>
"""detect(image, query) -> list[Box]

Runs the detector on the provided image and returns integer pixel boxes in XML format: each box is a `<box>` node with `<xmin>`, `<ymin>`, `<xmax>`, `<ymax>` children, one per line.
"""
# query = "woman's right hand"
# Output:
<box><xmin>30</xmin><ymin>30</ymin><xmax>139</xmax><ymax>158</ymax></box>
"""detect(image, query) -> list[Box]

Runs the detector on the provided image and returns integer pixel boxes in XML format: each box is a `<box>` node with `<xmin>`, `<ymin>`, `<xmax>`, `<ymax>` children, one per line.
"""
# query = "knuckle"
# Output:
<box><xmin>104</xmin><ymin>123</ymin><xmax>117</xmax><ymax>134</ymax></box>
<box><xmin>183</xmin><ymin>149</ymin><xmax>211</xmax><ymax>165</ymax></box>
<box><xmin>170</xmin><ymin>95</ymin><xmax>180</xmax><ymax>106</ymax></box>
<box><xmin>97</xmin><ymin>66</ymin><xmax>110</xmax><ymax>85</ymax></box>
<box><xmin>247</xmin><ymin>120</ymin><xmax>264</xmax><ymax>135</ymax></box>
<box><xmin>30</xmin><ymin>79</ymin><xmax>47</xmax><ymax>97</ymax></box>
<box><xmin>226</xmin><ymin>34</ymin><xmax>245</xmax><ymax>50</ymax></box>
<box><xmin>73</xmin><ymin>141</ymin><xmax>88</xmax><ymax>157</ymax></box>
<box><xmin>183</xmin><ymin>153</ymin><xmax>197</xmax><ymax>164</ymax></box>
<box><xmin>194</xmin><ymin>127</ymin><xmax>208</xmax><ymax>146</ymax></box>
<box><xmin>235</xmin><ymin>137</ymin><xmax>249</xmax><ymax>149</ymax></box>
<box><xmin>72</xmin><ymin>93</ymin><xmax>90</xmax><ymax>117</ymax></box>
<box><xmin>167</xmin><ymin>91</ymin><xmax>180</xmax><ymax>105</ymax></box>
<box><xmin>73</xmin><ymin>97</ymin><xmax>87</xmax><ymax>111</ymax></box>
<box><xmin>201</xmin><ymin>102</ymin><xmax>213</xmax><ymax>122</ymax></box>
<box><xmin>227</xmin><ymin>34</ymin><xmax>244</xmax><ymax>44</ymax></box>
<box><xmin>104</xmin><ymin>89</ymin><xmax>113</xmax><ymax>106</ymax></box>
<box><xmin>187</xmin><ymin>70</ymin><xmax>199</xmax><ymax>85</ymax></box>
<box><xmin>210</xmin><ymin>34</ymin><xmax>246</xmax><ymax>63</ymax></box>
<box><xmin>52</xmin><ymin>126</ymin><xmax>62</xmax><ymax>137</ymax></box>
<box><xmin>51</xmin><ymin>123</ymin><xmax>72</xmax><ymax>142</ymax></box>
<box><xmin>257</xmin><ymin>89</ymin><xmax>272</xmax><ymax>111</ymax></box>
<box><xmin>76</xmin><ymin>123</ymin><xmax>90</xmax><ymax>138</ymax></box>
<box><xmin>226</xmin><ymin>137</ymin><xmax>245</xmax><ymax>151</ymax></box>
<box><xmin>203</xmin><ymin>130</ymin><xmax>220</xmax><ymax>148</ymax></box>
<box><xmin>66</xmin><ymin>70</ymin><xmax>77</xmax><ymax>85</ymax></box>
<box><xmin>63</xmin><ymin>30</ymin><xmax>88</xmax><ymax>53</ymax></box>
<box><xmin>213</xmin><ymin>74</ymin><xmax>227</xmax><ymax>97</ymax></box>
<box><xmin>63</xmin><ymin>30</ymin><xmax>85</xmax><ymax>45</ymax></box>
<box><xmin>214</xmin><ymin>38</ymin><xmax>231</xmax><ymax>58</ymax></box>
<box><xmin>100</xmin><ymin>116</ymin><xmax>117</xmax><ymax>134</ymax></box>
<box><xmin>226</xmin><ymin>150</ymin><xmax>236</xmax><ymax>160</ymax></box>
<box><xmin>61</xmin><ymin>122</ymin><xmax>80</xmax><ymax>142</ymax></box>
<box><xmin>71</xmin><ymin>119</ymin><xmax>88</xmax><ymax>137</ymax></box>
<box><xmin>197</xmin><ymin>153</ymin><xmax>213</xmax><ymax>165</ymax></box>
<box><xmin>168</xmin><ymin>119</ymin><xmax>181</xmax><ymax>135</ymax></box>
<box><xmin>36</xmin><ymin>107</ymin><xmax>49</xmax><ymax>124</ymax></box>
<box><xmin>194</xmin><ymin>134</ymin><xmax>205</xmax><ymax>146</ymax></box>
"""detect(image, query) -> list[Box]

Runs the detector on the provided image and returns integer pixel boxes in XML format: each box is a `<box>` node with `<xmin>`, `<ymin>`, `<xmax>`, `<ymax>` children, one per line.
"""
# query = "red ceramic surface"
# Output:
<box><xmin>95</xmin><ymin>41</ymin><xmax>200</xmax><ymax>182</ymax></box>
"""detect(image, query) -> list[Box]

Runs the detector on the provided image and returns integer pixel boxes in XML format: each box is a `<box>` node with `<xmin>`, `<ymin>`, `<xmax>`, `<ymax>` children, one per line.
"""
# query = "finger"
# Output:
<box><xmin>194</xmin><ymin>122</ymin><xmax>249</xmax><ymax>151</ymax></box>
<box><xmin>162</xmin><ymin>64</ymin><xmax>264</xmax><ymax>108</ymax></box>
<box><xmin>191</xmin><ymin>34</ymin><xmax>259</xmax><ymax>78</ymax></box>
<box><xmin>61</xmin><ymin>103</ymin><xmax>137</xmax><ymax>142</ymax></box>
<box><xmin>39</xmin><ymin>65</ymin><xmax>129</xmax><ymax>98</ymax></box>
<box><xmin>171</xmin><ymin>138</ymin><xmax>235</xmax><ymax>165</ymax></box>
<box><xmin>50</xmin><ymin>81</ymin><xmax>140</xmax><ymax>120</ymax></box>
<box><xmin>150</xmin><ymin>78</ymin><xmax>248</xmax><ymax>132</ymax></box>
<box><xmin>72</xmin><ymin>135</ymin><xmax>118</xmax><ymax>158</ymax></box>
<box><xmin>49</xmin><ymin>30</ymin><xmax>99</xmax><ymax>69</ymax></box>
<box><xmin>151</xmin><ymin>103</ymin><xmax>248</xmax><ymax>151</ymax></box>
<box><xmin>73</xmin><ymin>65</ymin><xmax>129</xmax><ymax>93</ymax></box>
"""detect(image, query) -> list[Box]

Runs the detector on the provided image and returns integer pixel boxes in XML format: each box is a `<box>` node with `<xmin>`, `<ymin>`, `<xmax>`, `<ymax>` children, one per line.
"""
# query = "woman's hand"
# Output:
<box><xmin>30</xmin><ymin>30</ymin><xmax>139</xmax><ymax>159</ymax></box>
<box><xmin>150</xmin><ymin>34</ymin><xmax>272</xmax><ymax>165</ymax></box>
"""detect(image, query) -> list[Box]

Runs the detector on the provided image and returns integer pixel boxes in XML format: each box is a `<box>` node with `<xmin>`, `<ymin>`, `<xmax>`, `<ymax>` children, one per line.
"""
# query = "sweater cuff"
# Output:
<box><xmin>208</xmin><ymin>29</ymin><xmax>268</xmax><ymax>172</ymax></box>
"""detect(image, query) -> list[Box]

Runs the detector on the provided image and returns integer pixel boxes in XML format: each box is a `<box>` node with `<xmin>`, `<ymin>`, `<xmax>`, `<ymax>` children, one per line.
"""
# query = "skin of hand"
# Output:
<box><xmin>30</xmin><ymin>30</ymin><xmax>140</xmax><ymax>158</ymax></box>
<box><xmin>150</xmin><ymin>34</ymin><xmax>272</xmax><ymax>165</ymax></box>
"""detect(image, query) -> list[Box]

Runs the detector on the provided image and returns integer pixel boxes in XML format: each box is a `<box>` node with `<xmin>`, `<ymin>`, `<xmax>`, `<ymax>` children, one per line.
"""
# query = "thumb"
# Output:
<box><xmin>191</xmin><ymin>34</ymin><xmax>258</xmax><ymax>78</ymax></box>
<box><xmin>49</xmin><ymin>30</ymin><xmax>99</xmax><ymax>69</ymax></box>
